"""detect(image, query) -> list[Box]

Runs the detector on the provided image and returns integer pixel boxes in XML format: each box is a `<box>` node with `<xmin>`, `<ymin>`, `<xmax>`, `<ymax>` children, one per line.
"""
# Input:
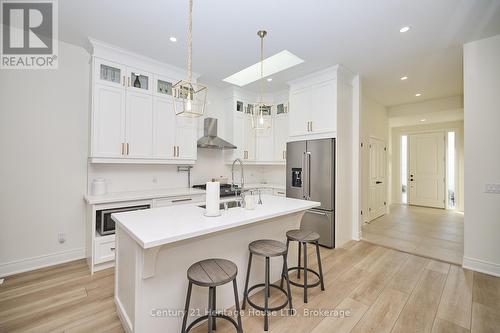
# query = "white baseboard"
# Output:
<box><xmin>463</xmin><ymin>256</ymin><xmax>500</xmax><ymax>277</ymax></box>
<box><xmin>115</xmin><ymin>295</ymin><xmax>133</xmax><ymax>333</ymax></box>
<box><xmin>0</xmin><ymin>248</ymin><xmax>86</xmax><ymax>278</ymax></box>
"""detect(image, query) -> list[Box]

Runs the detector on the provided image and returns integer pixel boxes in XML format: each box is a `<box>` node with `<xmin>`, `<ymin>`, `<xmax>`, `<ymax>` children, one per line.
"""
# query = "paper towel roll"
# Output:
<box><xmin>205</xmin><ymin>182</ymin><xmax>220</xmax><ymax>217</ymax></box>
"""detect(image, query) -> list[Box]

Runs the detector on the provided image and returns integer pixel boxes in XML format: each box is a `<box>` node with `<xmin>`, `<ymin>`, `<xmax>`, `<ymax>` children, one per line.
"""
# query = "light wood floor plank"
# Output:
<box><xmin>436</xmin><ymin>265</ymin><xmax>473</xmax><ymax>329</ymax></box>
<box><xmin>473</xmin><ymin>271</ymin><xmax>500</xmax><ymax>311</ymax></box>
<box><xmin>391</xmin><ymin>268</ymin><xmax>448</xmax><ymax>333</ymax></box>
<box><xmin>351</xmin><ymin>288</ymin><xmax>409</xmax><ymax>333</ymax></box>
<box><xmin>471</xmin><ymin>302</ymin><xmax>500</xmax><ymax>333</ymax></box>
<box><xmin>432</xmin><ymin>318</ymin><xmax>470</xmax><ymax>333</ymax></box>
<box><xmin>390</xmin><ymin>254</ymin><xmax>429</xmax><ymax>294</ymax></box>
<box><xmin>309</xmin><ymin>297</ymin><xmax>368</xmax><ymax>333</ymax></box>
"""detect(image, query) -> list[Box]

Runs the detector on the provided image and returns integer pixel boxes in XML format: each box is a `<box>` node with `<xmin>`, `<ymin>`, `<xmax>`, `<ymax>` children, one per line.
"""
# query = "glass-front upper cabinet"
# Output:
<box><xmin>126</xmin><ymin>67</ymin><xmax>152</xmax><ymax>94</ymax></box>
<box><xmin>94</xmin><ymin>58</ymin><xmax>125</xmax><ymax>87</ymax></box>
<box><xmin>276</xmin><ymin>102</ymin><xmax>288</xmax><ymax>115</ymax></box>
<box><xmin>154</xmin><ymin>75</ymin><xmax>174</xmax><ymax>97</ymax></box>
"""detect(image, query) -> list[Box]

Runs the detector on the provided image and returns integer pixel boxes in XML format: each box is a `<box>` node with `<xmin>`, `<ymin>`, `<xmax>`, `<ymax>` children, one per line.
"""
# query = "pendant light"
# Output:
<box><xmin>251</xmin><ymin>30</ymin><xmax>272</xmax><ymax>130</ymax></box>
<box><xmin>172</xmin><ymin>0</ymin><xmax>207</xmax><ymax>118</ymax></box>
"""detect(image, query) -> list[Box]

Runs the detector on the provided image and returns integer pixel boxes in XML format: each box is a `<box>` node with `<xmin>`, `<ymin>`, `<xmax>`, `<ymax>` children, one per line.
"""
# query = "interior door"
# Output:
<box><xmin>368</xmin><ymin>137</ymin><xmax>386</xmax><ymax>220</ymax></box>
<box><xmin>408</xmin><ymin>132</ymin><xmax>446</xmax><ymax>208</ymax></box>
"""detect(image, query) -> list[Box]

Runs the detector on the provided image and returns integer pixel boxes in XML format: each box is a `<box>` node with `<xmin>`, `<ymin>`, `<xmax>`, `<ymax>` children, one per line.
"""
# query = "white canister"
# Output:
<box><xmin>91</xmin><ymin>178</ymin><xmax>107</xmax><ymax>196</ymax></box>
<box><xmin>244</xmin><ymin>195</ymin><xmax>255</xmax><ymax>210</ymax></box>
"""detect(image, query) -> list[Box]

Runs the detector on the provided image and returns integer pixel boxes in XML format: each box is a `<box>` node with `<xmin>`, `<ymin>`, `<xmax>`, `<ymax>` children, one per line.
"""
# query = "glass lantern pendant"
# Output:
<box><xmin>172</xmin><ymin>0</ymin><xmax>207</xmax><ymax>118</ymax></box>
<box><xmin>251</xmin><ymin>30</ymin><xmax>272</xmax><ymax>130</ymax></box>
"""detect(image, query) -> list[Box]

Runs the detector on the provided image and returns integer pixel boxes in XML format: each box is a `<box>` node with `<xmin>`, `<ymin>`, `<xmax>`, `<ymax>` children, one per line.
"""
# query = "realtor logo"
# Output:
<box><xmin>1</xmin><ymin>0</ymin><xmax>58</xmax><ymax>69</ymax></box>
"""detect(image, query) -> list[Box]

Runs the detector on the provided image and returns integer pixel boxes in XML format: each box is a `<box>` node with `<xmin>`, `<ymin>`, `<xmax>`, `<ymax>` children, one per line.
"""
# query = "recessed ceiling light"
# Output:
<box><xmin>267</xmin><ymin>78</ymin><xmax>273</xmax><ymax>82</ymax></box>
<box><xmin>400</xmin><ymin>76</ymin><xmax>408</xmax><ymax>80</ymax></box>
<box><xmin>169</xmin><ymin>36</ymin><xmax>177</xmax><ymax>42</ymax></box>
<box><xmin>223</xmin><ymin>50</ymin><xmax>304</xmax><ymax>86</ymax></box>
<box><xmin>400</xmin><ymin>26</ymin><xmax>410</xmax><ymax>33</ymax></box>
<box><xmin>415</xmin><ymin>93</ymin><xmax>422</xmax><ymax>97</ymax></box>
<box><xmin>420</xmin><ymin>118</ymin><xmax>427</xmax><ymax>122</ymax></box>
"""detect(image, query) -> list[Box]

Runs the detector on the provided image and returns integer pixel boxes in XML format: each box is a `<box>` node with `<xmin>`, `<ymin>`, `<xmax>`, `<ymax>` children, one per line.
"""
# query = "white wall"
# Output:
<box><xmin>360</xmin><ymin>91</ymin><xmax>389</xmax><ymax>223</ymax></box>
<box><xmin>0</xmin><ymin>41</ymin><xmax>90</xmax><ymax>276</ymax></box>
<box><xmin>463</xmin><ymin>34</ymin><xmax>500</xmax><ymax>277</ymax></box>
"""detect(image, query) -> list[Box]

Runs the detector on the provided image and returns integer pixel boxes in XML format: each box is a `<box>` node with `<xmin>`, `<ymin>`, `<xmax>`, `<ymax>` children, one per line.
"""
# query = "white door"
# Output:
<box><xmin>408</xmin><ymin>132</ymin><xmax>446</xmax><ymax>208</ymax></box>
<box><xmin>126</xmin><ymin>91</ymin><xmax>153</xmax><ymax>158</ymax></box>
<box><xmin>368</xmin><ymin>138</ymin><xmax>386</xmax><ymax>220</ymax></box>
<box><xmin>152</xmin><ymin>97</ymin><xmax>175</xmax><ymax>159</ymax></box>
<box><xmin>288</xmin><ymin>88</ymin><xmax>310</xmax><ymax>137</ymax></box>
<box><xmin>175</xmin><ymin>117</ymin><xmax>198</xmax><ymax>160</ymax></box>
<box><xmin>92</xmin><ymin>84</ymin><xmax>126</xmax><ymax>157</ymax></box>
<box><xmin>273</xmin><ymin>113</ymin><xmax>288</xmax><ymax>161</ymax></box>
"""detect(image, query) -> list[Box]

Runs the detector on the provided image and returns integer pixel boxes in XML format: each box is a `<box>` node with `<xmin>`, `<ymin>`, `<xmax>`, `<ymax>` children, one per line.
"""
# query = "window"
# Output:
<box><xmin>401</xmin><ymin>135</ymin><xmax>408</xmax><ymax>204</ymax></box>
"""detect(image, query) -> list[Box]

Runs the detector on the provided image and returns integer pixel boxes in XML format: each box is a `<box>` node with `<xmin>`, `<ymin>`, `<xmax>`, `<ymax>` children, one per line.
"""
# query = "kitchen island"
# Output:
<box><xmin>112</xmin><ymin>195</ymin><xmax>320</xmax><ymax>333</ymax></box>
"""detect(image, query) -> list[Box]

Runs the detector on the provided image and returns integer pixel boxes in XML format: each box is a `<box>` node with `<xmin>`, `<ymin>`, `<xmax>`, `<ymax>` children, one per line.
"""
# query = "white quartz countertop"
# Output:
<box><xmin>84</xmin><ymin>188</ymin><xmax>206</xmax><ymax>205</ymax></box>
<box><xmin>112</xmin><ymin>195</ymin><xmax>320</xmax><ymax>249</ymax></box>
<box><xmin>245</xmin><ymin>183</ymin><xmax>286</xmax><ymax>190</ymax></box>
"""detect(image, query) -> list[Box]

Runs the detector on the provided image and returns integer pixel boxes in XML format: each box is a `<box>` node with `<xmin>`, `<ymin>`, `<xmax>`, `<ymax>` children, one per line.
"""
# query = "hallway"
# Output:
<box><xmin>362</xmin><ymin>205</ymin><xmax>464</xmax><ymax>265</ymax></box>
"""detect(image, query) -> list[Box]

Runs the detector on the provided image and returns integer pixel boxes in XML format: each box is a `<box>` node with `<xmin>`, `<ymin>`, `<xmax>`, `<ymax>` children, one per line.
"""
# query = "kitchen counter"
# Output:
<box><xmin>84</xmin><ymin>187</ymin><xmax>206</xmax><ymax>205</ymax></box>
<box><xmin>245</xmin><ymin>182</ymin><xmax>286</xmax><ymax>190</ymax></box>
<box><xmin>113</xmin><ymin>195</ymin><xmax>319</xmax><ymax>332</ymax></box>
<box><xmin>113</xmin><ymin>195</ymin><xmax>318</xmax><ymax>249</ymax></box>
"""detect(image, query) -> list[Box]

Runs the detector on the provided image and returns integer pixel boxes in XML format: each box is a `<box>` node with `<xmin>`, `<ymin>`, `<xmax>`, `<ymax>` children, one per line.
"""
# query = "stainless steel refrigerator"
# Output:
<box><xmin>286</xmin><ymin>138</ymin><xmax>335</xmax><ymax>248</ymax></box>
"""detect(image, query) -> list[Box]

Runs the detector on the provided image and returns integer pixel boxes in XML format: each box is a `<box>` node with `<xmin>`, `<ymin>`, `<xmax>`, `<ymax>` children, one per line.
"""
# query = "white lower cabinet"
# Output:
<box><xmin>94</xmin><ymin>237</ymin><xmax>116</xmax><ymax>264</ymax></box>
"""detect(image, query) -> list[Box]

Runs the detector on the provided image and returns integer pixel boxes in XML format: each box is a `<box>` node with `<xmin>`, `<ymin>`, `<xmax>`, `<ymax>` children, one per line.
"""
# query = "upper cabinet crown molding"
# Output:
<box><xmin>287</xmin><ymin>64</ymin><xmax>355</xmax><ymax>91</ymax></box>
<box><xmin>88</xmin><ymin>38</ymin><xmax>200</xmax><ymax>82</ymax></box>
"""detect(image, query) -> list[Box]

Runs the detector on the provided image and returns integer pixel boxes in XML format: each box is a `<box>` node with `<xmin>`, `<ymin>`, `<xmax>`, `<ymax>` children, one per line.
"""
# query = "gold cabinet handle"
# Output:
<box><xmin>121</xmin><ymin>143</ymin><xmax>124</xmax><ymax>155</ymax></box>
<box><xmin>177</xmin><ymin>146</ymin><xmax>180</xmax><ymax>157</ymax></box>
<box><xmin>173</xmin><ymin>146</ymin><xmax>176</xmax><ymax>157</ymax></box>
<box><xmin>122</xmin><ymin>76</ymin><xmax>125</xmax><ymax>86</ymax></box>
<box><xmin>126</xmin><ymin>143</ymin><xmax>130</xmax><ymax>155</ymax></box>
<box><xmin>127</xmin><ymin>77</ymin><xmax>130</xmax><ymax>87</ymax></box>
<box><xmin>310</xmin><ymin>121</ymin><xmax>313</xmax><ymax>132</ymax></box>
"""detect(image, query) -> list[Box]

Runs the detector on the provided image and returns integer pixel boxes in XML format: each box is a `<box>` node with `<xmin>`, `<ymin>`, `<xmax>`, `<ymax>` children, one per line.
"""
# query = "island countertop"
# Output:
<box><xmin>112</xmin><ymin>195</ymin><xmax>320</xmax><ymax>249</ymax></box>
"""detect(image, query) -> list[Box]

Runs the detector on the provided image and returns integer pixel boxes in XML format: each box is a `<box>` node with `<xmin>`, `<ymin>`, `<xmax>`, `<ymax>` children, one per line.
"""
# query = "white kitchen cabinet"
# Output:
<box><xmin>289</xmin><ymin>88</ymin><xmax>311</xmax><ymax>137</ymax></box>
<box><xmin>273</xmin><ymin>188</ymin><xmax>286</xmax><ymax>197</ymax></box>
<box><xmin>256</xmin><ymin>122</ymin><xmax>274</xmax><ymax>161</ymax></box>
<box><xmin>126</xmin><ymin>91</ymin><xmax>153</xmax><ymax>158</ymax></box>
<box><xmin>152</xmin><ymin>97</ymin><xmax>176</xmax><ymax>159</ymax></box>
<box><xmin>273</xmin><ymin>112</ymin><xmax>288</xmax><ymax>161</ymax></box>
<box><xmin>231</xmin><ymin>111</ymin><xmax>246</xmax><ymax>160</ymax></box>
<box><xmin>92</xmin><ymin>84</ymin><xmax>126</xmax><ymax>157</ymax></box>
<box><xmin>175</xmin><ymin>117</ymin><xmax>198</xmax><ymax>160</ymax></box>
<box><xmin>310</xmin><ymin>80</ymin><xmax>336</xmax><ymax>133</ymax></box>
<box><xmin>126</xmin><ymin>67</ymin><xmax>152</xmax><ymax>94</ymax></box>
<box><xmin>94</xmin><ymin>58</ymin><xmax>125</xmax><ymax>88</ymax></box>
<box><xmin>243</xmin><ymin>114</ymin><xmax>256</xmax><ymax>161</ymax></box>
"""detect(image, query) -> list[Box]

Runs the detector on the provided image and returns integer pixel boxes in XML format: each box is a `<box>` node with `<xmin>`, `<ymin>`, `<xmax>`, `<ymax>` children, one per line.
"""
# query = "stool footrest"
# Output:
<box><xmin>246</xmin><ymin>283</ymin><xmax>291</xmax><ymax>312</ymax></box>
<box><xmin>185</xmin><ymin>313</ymin><xmax>241</xmax><ymax>333</ymax></box>
<box><xmin>287</xmin><ymin>267</ymin><xmax>321</xmax><ymax>288</ymax></box>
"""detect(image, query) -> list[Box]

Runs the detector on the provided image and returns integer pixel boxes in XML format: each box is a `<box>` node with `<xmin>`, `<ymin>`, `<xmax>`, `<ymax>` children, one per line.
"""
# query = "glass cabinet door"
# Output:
<box><xmin>94</xmin><ymin>58</ymin><xmax>125</xmax><ymax>87</ymax></box>
<box><xmin>126</xmin><ymin>68</ymin><xmax>152</xmax><ymax>93</ymax></box>
<box><xmin>156</xmin><ymin>78</ymin><xmax>173</xmax><ymax>96</ymax></box>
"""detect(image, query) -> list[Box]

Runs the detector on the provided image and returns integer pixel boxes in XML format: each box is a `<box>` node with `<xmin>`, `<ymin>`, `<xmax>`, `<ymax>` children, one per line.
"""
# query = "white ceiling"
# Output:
<box><xmin>60</xmin><ymin>0</ymin><xmax>500</xmax><ymax>106</ymax></box>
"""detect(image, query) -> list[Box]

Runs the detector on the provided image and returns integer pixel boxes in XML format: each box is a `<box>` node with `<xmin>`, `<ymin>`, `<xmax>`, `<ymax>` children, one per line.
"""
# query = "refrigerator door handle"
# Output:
<box><xmin>306</xmin><ymin>151</ymin><xmax>312</xmax><ymax>199</ymax></box>
<box><xmin>302</xmin><ymin>152</ymin><xmax>307</xmax><ymax>199</ymax></box>
<box><xmin>307</xmin><ymin>209</ymin><xmax>329</xmax><ymax>216</ymax></box>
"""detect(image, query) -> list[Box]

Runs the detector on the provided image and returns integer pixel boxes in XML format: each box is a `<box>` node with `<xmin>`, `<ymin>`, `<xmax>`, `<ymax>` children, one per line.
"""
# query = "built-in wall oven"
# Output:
<box><xmin>96</xmin><ymin>204</ymin><xmax>150</xmax><ymax>236</ymax></box>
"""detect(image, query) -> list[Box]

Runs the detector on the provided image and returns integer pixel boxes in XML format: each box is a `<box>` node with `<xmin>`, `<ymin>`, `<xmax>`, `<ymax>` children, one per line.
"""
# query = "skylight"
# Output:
<box><xmin>223</xmin><ymin>50</ymin><xmax>304</xmax><ymax>87</ymax></box>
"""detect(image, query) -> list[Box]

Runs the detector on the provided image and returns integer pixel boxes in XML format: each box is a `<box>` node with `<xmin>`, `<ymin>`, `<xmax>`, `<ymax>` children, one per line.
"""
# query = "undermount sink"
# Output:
<box><xmin>198</xmin><ymin>200</ymin><xmax>242</xmax><ymax>210</ymax></box>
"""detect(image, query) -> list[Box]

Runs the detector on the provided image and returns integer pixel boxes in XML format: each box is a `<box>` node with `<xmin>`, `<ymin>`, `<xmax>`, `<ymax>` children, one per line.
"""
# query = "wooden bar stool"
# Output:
<box><xmin>281</xmin><ymin>229</ymin><xmax>325</xmax><ymax>303</ymax></box>
<box><xmin>181</xmin><ymin>258</ymin><xmax>243</xmax><ymax>333</ymax></box>
<box><xmin>242</xmin><ymin>239</ymin><xmax>293</xmax><ymax>331</ymax></box>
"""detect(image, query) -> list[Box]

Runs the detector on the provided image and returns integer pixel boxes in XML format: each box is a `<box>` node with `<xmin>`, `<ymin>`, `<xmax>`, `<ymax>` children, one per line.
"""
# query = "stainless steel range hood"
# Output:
<box><xmin>197</xmin><ymin>118</ymin><xmax>237</xmax><ymax>150</ymax></box>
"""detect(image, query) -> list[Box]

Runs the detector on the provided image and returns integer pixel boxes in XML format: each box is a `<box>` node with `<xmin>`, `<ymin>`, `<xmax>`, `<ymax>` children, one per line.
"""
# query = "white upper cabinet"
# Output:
<box><xmin>310</xmin><ymin>80</ymin><xmax>336</xmax><ymax>134</ymax></box>
<box><xmin>92</xmin><ymin>84</ymin><xmax>126</xmax><ymax>157</ymax></box>
<box><xmin>125</xmin><ymin>91</ymin><xmax>153</xmax><ymax>158</ymax></box>
<box><xmin>89</xmin><ymin>40</ymin><xmax>199</xmax><ymax>164</ymax></box>
<box><xmin>289</xmin><ymin>88</ymin><xmax>311</xmax><ymax>137</ymax></box>
<box><xmin>94</xmin><ymin>58</ymin><xmax>125</xmax><ymax>88</ymax></box>
<box><xmin>243</xmin><ymin>114</ymin><xmax>256</xmax><ymax>161</ymax></box>
<box><xmin>273</xmin><ymin>110</ymin><xmax>288</xmax><ymax>161</ymax></box>
<box><xmin>152</xmin><ymin>97</ymin><xmax>175</xmax><ymax>159</ymax></box>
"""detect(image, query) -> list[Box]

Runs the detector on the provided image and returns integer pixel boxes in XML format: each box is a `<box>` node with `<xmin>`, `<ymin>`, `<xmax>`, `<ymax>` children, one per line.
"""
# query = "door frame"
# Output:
<box><xmin>399</xmin><ymin>127</ymin><xmax>460</xmax><ymax>210</ymax></box>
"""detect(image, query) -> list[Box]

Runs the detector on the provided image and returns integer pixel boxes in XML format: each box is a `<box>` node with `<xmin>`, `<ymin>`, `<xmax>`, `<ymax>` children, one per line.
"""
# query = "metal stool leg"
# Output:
<box><xmin>232</xmin><ymin>279</ymin><xmax>243</xmax><ymax>333</ymax></box>
<box><xmin>264</xmin><ymin>256</ymin><xmax>270</xmax><ymax>331</ymax></box>
<box><xmin>212</xmin><ymin>287</ymin><xmax>217</xmax><ymax>330</ymax></box>
<box><xmin>207</xmin><ymin>286</ymin><xmax>214</xmax><ymax>333</ymax></box>
<box><xmin>282</xmin><ymin>254</ymin><xmax>293</xmax><ymax>314</ymax></box>
<box><xmin>242</xmin><ymin>252</ymin><xmax>253</xmax><ymax>310</ymax></box>
<box><xmin>303</xmin><ymin>242</ymin><xmax>308</xmax><ymax>303</ymax></box>
<box><xmin>181</xmin><ymin>282</ymin><xmax>193</xmax><ymax>333</ymax></box>
<box><xmin>280</xmin><ymin>239</ymin><xmax>290</xmax><ymax>289</ymax></box>
<box><xmin>315</xmin><ymin>241</ymin><xmax>325</xmax><ymax>291</ymax></box>
<box><xmin>297</xmin><ymin>241</ymin><xmax>302</xmax><ymax>279</ymax></box>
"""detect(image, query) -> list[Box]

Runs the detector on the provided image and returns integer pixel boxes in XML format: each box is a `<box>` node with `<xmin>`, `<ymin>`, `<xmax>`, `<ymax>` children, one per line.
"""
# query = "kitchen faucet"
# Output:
<box><xmin>231</xmin><ymin>158</ymin><xmax>244</xmax><ymax>205</ymax></box>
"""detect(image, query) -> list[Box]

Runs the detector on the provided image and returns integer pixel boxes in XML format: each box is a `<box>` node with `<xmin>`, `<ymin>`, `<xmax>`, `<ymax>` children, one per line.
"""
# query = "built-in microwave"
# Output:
<box><xmin>96</xmin><ymin>204</ymin><xmax>150</xmax><ymax>236</ymax></box>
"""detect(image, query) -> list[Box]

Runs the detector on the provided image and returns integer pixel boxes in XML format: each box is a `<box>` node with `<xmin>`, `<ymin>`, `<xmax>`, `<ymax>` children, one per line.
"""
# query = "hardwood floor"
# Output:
<box><xmin>2</xmin><ymin>241</ymin><xmax>499</xmax><ymax>333</ymax></box>
<box><xmin>362</xmin><ymin>204</ymin><xmax>464</xmax><ymax>265</ymax></box>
